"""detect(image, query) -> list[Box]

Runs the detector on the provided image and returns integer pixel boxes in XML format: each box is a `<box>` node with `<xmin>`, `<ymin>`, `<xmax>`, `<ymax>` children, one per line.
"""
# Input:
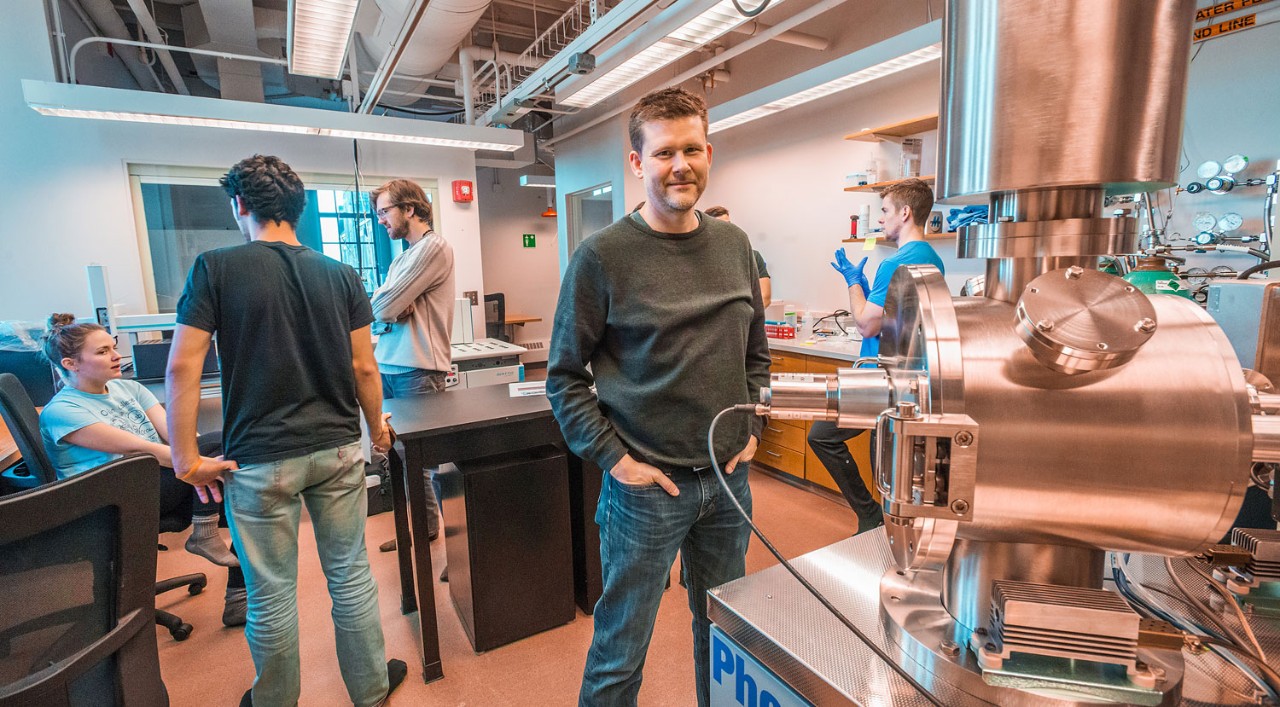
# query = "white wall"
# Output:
<box><xmin>475</xmin><ymin>167</ymin><xmax>560</xmax><ymax>359</ymax></box>
<box><xmin>0</xmin><ymin>0</ymin><xmax>487</xmax><ymax>339</ymax></box>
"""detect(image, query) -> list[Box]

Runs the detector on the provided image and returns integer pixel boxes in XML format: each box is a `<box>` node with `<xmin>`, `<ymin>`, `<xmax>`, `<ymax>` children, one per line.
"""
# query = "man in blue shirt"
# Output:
<box><xmin>807</xmin><ymin>178</ymin><xmax>945</xmax><ymax>533</ymax></box>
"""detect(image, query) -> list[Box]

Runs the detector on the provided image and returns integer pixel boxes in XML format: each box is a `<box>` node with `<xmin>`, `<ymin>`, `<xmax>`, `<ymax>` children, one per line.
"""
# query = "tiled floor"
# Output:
<box><xmin>155</xmin><ymin>467</ymin><xmax>855</xmax><ymax>706</ymax></box>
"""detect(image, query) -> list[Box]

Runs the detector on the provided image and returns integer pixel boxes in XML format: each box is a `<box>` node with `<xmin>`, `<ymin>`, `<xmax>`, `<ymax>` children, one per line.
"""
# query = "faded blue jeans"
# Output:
<box><xmin>579</xmin><ymin>463</ymin><xmax>752</xmax><ymax>707</ymax></box>
<box><xmin>225</xmin><ymin>441</ymin><xmax>389</xmax><ymax>707</ymax></box>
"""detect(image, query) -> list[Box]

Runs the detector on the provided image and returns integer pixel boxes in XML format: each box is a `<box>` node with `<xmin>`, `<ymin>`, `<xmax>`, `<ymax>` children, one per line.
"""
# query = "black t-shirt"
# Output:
<box><xmin>176</xmin><ymin>240</ymin><xmax>375</xmax><ymax>464</ymax></box>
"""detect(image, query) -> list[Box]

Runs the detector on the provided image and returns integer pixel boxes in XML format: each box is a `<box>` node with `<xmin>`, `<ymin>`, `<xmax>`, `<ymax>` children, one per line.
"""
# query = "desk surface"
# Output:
<box><xmin>384</xmin><ymin>385</ymin><xmax>552</xmax><ymax>440</ymax></box>
<box><xmin>768</xmin><ymin>335</ymin><xmax>862</xmax><ymax>362</ymax></box>
<box><xmin>505</xmin><ymin>313</ymin><xmax>542</xmax><ymax>325</ymax></box>
<box><xmin>0</xmin><ymin>423</ymin><xmax>18</xmax><ymax>469</ymax></box>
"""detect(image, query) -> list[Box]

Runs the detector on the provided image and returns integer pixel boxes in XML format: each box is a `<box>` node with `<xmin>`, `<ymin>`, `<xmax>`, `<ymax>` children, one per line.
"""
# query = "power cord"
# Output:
<box><xmin>811</xmin><ymin>310</ymin><xmax>850</xmax><ymax>336</ymax></box>
<box><xmin>707</xmin><ymin>406</ymin><xmax>946</xmax><ymax>707</ymax></box>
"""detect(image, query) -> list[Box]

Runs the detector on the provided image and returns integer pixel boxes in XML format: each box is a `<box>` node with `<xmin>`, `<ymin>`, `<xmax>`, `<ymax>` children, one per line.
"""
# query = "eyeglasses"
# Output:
<box><xmin>375</xmin><ymin>203</ymin><xmax>403</xmax><ymax>218</ymax></box>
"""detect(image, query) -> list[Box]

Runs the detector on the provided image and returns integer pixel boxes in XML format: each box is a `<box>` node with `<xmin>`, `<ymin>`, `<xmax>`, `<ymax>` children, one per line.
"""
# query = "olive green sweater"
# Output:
<box><xmin>547</xmin><ymin>211</ymin><xmax>770</xmax><ymax>472</ymax></box>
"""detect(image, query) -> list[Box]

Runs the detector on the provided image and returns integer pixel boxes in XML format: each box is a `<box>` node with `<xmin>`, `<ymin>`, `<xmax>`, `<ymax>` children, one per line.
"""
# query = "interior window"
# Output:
<box><xmin>128</xmin><ymin>167</ymin><xmax>436</xmax><ymax>312</ymax></box>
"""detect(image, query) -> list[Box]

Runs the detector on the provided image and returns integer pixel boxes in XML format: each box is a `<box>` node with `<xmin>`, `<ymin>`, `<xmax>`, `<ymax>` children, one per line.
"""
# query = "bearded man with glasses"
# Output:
<box><xmin>369</xmin><ymin>178</ymin><xmax>456</xmax><ymax>544</ymax></box>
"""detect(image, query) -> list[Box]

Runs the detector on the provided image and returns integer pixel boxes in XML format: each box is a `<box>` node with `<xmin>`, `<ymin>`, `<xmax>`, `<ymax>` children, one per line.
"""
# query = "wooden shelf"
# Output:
<box><xmin>844</xmin><ymin>114</ymin><xmax>939</xmax><ymax>142</ymax></box>
<box><xmin>844</xmin><ymin>175</ymin><xmax>935</xmax><ymax>193</ymax></box>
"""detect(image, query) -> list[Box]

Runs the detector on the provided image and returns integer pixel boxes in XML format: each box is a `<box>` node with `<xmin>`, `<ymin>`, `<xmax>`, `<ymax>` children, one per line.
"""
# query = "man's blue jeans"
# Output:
<box><xmin>579</xmin><ymin>462</ymin><xmax>752</xmax><ymax>707</ymax></box>
<box><xmin>225</xmin><ymin>442</ymin><xmax>389</xmax><ymax>707</ymax></box>
<box><xmin>381</xmin><ymin>369</ymin><xmax>447</xmax><ymax>536</ymax></box>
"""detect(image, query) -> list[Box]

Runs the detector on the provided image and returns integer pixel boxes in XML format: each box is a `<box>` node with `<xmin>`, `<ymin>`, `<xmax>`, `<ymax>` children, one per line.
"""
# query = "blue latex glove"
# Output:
<box><xmin>831</xmin><ymin>249</ymin><xmax>870</xmax><ymax>295</ymax></box>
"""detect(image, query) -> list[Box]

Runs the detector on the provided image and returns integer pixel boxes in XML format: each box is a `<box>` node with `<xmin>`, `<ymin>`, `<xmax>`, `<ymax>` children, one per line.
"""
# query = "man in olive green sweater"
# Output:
<box><xmin>547</xmin><ymin>87</ymin><xmax>771</xmax><ymax>707</ymax></box>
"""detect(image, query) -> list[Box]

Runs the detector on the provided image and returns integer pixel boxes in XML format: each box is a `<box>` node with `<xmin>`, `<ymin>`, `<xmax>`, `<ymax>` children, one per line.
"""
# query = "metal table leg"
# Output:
<box><xmin>387</xmin><ymin>445</ymin><xmax>416</xmax><ymax>614</ymax></box>
<box><xmin>403</xmin><ymin>439</ymin><xmax>444</xmax><ymax>683</ymax></box>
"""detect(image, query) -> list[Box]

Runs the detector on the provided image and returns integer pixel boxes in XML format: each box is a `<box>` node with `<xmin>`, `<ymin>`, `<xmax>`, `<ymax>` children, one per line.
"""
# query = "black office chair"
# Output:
<box><xmin>0</xmin><ymin>455</ymin><xmax>170</xmax><ymax>706</ymax></box>
<box><xmin>0</xmin><ymin>373</ymin><xmax>57</xmax><ymax>494</ymax></box>
<box><xmin>0</xmin><ymin>349</ymin><xmax>58</xmax><ymax>407</ymax></box>
<box><xmin>484</xmin><ymin>292</ymin><xmax>508</xmax><ymax>342</ymax></box>
<box><xmin>0</xmin><ymin>373</ymin><xmax>206</xmax><ymax>641</ymax></box>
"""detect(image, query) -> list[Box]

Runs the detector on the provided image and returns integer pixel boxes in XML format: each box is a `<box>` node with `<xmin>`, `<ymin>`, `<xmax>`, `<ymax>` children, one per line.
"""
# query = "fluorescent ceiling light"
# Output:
<box><xmin>707</xmin><ymin>22</ymin><xmax>942</xmax><ymax>135</ymax></box>
<box><xmin>519</xmin><ymin>175</ymin><xmax>556</xmax><ymax>188</ymax></box>
<box><xmin>288</xmin><ymin>0</ymin><xmax>360</xmax><ymax>79</ymax></box>
<box><xmin>23</xmin><ymin>80</ymin><xmax>524</xmax><ymax>152</ymax></box>
<box><xmin>560</xmin><ymin>0</ymin><xmax>788</xmax><ymax>109</ymax></box>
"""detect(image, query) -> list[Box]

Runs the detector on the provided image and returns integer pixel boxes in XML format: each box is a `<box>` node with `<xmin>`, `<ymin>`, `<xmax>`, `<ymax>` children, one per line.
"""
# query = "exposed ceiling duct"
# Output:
<box><xmin>356</xmin><ymin>0</ymin><xmax>495</xmax><ymax>107</ymax></box>
<box><xmin>73</xmin><ymin>0</ymin><xmax>163</xmax><ymax>92</ymax></box>
<box><xmin>183</xmin><ymin>0</ymin><xmax>268</xmax><ymax>102</ymax></box>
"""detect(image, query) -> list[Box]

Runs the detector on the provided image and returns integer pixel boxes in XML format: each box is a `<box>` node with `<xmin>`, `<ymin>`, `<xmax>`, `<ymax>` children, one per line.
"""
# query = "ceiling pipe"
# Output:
<box><xmin>122</xmin><ymin>0</ymin><xmax>190</xmax><ymax>94</ymax></box>
<box><xmin>460</xmin><ymin>45</ymin><xmax>476</xmax><ymax>125</ymax></box>
<box><xmin>729</xmin><ymin>21</ymin><xmax>828</xmax><ymax>50</ymax></box>
<box><xmin>67</xmin><ymin>36</ymin><xmax>287</xmax><ymax>86</ymax></box>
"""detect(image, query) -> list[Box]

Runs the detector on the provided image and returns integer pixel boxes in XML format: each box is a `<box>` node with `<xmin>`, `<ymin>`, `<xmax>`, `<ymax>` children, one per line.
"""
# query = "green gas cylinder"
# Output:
<box><xmin>1098</xmin><ymin>257</ymin><xmax>1120</xmax><ymax>275</ymax></box>
<box><xmin>1122</xmin><ymin>257</ymin><xmax>1192</xmax><ymax>298</ymax></box>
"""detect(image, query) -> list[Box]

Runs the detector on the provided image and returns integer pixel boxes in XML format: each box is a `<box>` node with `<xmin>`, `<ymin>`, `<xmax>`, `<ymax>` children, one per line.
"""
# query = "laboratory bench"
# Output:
<box><xmin>755</xmin><ymin>336</ymin><xmax>876</xmax><ymax>501</ymax></box>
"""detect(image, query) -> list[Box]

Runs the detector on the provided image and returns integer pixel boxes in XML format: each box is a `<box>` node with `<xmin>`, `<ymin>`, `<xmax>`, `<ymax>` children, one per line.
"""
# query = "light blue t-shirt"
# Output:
<box><xmin>860</xmin><ymin>240</ymin><xmax>946</xmax><ymax>359</ymax></box>
<box><xmin>39</xmin><ymin>379</ymin><xmax>161</xmax><ymax>479</ymax></box>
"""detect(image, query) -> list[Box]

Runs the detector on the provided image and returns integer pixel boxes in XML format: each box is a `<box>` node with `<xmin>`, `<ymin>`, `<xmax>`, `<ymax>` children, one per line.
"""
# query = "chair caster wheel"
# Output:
<box><xmin>189</xmin><ymin>579</ymin><xmax>207</xmax><ymax>595</ymax></box>
<box><xmin>171</xmin><ymin>623</ymin><xmax>193</xmax><ymax>641</ymax></box>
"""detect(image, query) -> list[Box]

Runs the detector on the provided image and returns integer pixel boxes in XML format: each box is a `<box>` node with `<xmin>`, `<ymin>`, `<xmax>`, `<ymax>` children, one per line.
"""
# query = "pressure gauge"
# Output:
<box><xmin>1192</xmin><ymin>212</ymin><xmax>1218</xmax><ymax>232</ymax></box>
<box><xmin>1207</xmin><ymin>175</ymin><xmax>1236</xmax><ymax>194</ymax></box>
<box><xmin>1184</xmin><ymin>267</ymin><xmax>1210</xmax><ymax>285</ymax></box>
<box><xmin>1193</xmin><ymin>231</ymin><xmax>1218</xmax><ymax>246</ymax></box>
<box><xmin>1224</xmin><ymin>154</ymin><xmax>1250</xmax><ymax>174</ymax></box>
<box><xmin>1197</xmin><ymin>160</ymin><xmax>1223</xmax><ymax>179</ymax></box>
<box><xmin>1220</xmin><ymin>212</ymin><xmax>1244</xmax><ymax>232</ymax></box>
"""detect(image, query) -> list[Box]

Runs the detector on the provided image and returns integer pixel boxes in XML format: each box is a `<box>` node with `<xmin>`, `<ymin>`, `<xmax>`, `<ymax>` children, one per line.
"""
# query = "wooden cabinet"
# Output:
<box><xmin>767</xmin><ymin>350</ymin><xmax>806</xmax><ymax>374</ymax></box>
<box><xmin>757</xmin><ymin>350</ymin><xmax>878</xmax><ymax>502</ymax></box>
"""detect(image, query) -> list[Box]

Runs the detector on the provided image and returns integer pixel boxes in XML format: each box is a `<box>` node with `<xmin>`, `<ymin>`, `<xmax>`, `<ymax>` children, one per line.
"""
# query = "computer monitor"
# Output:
<box><xmin>131</xmin><ymin>340</ymin><xmax>219</xmax><ymax>381</ymax></box>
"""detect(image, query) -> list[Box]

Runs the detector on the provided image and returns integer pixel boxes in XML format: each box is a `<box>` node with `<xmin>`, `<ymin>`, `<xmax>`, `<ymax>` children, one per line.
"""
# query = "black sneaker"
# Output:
<box><xmin>856</xmin><ymin>509</ymin><xmax>885</xmax><ymax>535</ymax></box>
<box><xmin>385</xmin><ymin>658</ymin><xmax>408</xmax><ymax>702</ymax></box>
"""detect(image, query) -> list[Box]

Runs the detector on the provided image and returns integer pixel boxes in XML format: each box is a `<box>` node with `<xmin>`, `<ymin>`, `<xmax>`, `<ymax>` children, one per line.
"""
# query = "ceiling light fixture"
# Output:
<box><xmin>707</xmin><ymin>24</ymin><xmax>942</xmax><ymax>135</ymax></box>
<box><xmin>520</xmin><ymin>175</ymin><xmax>556</xmax><ymax>188</ymax></box>
<box><xmin>23</xmin><ymin>80</ymin><xmax>524</xmax><ymax>152</ymax></box>
<box><xmin>288</xmin><ymin>0</ymin><xmax>360</xmax><ymax>79</ymax></box>
<box><xmin>558</xmin><ymin>0</ymin><xmax>789</xmax><ymax>109</ymax></box>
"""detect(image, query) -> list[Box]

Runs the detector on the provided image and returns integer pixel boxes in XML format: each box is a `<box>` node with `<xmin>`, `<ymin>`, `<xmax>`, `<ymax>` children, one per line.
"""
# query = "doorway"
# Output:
<box><xmin>566</xmin><ymin>183</ymin><xmax>614</xmax><ymax>255</ymax></box>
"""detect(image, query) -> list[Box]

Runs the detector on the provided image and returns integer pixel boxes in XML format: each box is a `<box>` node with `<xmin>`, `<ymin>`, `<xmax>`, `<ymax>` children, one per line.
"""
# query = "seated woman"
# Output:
<box><xmin>38</xmin><ymin>313</ymin><xmax>246</xmax><ymax>626</ymax></box>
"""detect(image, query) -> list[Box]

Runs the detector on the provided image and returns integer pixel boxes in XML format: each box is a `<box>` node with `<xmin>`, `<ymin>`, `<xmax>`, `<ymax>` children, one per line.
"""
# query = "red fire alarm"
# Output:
<box><xmin>451</xmin><ymin>180</ymin><xmax>474</xmax><ymax>203</ymax></box>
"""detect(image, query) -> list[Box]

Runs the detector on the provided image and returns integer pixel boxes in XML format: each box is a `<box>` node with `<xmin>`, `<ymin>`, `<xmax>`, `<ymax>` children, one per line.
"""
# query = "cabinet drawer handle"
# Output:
<box><xmin>764</xmin><ymin>450</ymin><xmax>783</xmax><ymax>458</ymax></box>
<box><xmin>766</xmin><ymin>426</ymin><xmax>783</xmax><ymax>434</ymax></box>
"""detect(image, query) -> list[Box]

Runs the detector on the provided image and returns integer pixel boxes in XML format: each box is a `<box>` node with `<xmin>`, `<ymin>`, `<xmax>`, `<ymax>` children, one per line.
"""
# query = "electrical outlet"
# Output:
<box><xmin>464</xmin><ymin>291</ymin><xmax>478</xmax><ymax>306</ymax></box>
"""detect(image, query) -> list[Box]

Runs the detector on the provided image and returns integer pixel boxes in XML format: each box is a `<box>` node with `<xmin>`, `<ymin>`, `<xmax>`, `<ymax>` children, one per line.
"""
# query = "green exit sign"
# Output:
<box><xmin>522</xmin><ymin>234</ymin><xmax>536</xmax><ymax>248</ymax></box>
